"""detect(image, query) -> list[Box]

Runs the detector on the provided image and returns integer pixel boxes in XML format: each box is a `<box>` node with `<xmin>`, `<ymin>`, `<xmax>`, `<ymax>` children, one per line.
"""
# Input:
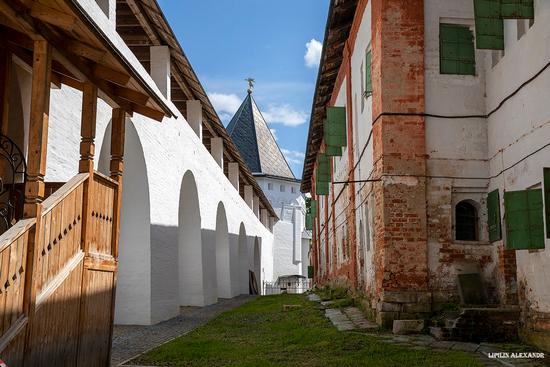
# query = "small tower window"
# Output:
<box><xmin>268</xmin><ymin>183</ymin><xmax>273</xmax><ymax>190</ymax></box>
<box><xmin>291</xmin><ymin>186</ymin><xmax>296</xmax><ymax>194</ymax></box>
<box><xmin>280</xmin><ymin>185</ymin><xmax>285</xmax><ymax>192</ymax></box>
<box><xmin>455</xmin><ymin>200</ymin><xmax>478</xmax><ymax>241</ymax></box>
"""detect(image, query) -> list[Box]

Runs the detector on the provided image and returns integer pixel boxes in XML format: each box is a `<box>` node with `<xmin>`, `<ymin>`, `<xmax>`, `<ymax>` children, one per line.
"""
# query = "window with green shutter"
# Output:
<box><xmin>365</xmin><ymin>50</ymin><xmax>372</xmax><ymax>97</ymax></box>
<box><xmin>501</xmin><ymin>0</ymin><xmax>534</xmax><ymax>19</ymax></box>
<box><xmin>544</xmin><ymin>168</ymin><xmax>550</xmax><ymax>238</ymax></box>
<box><xmin>487</xmin><ymin>189</ymin><xmax>502</xmax><ymax>242</ymax></box>
<box><xmin>440</xmin><ymin>23</ymin><xmax>476</xmax><ymax>75</ymax></box>
<box><xmin>308</xmin><ymin>265</ymin><xmax>314</xmax><ymax>278</ymax></box>
<box><xmin>316</xmin><ymin>180</ymin><xmax>329</xmax><ymax>196</ymax></box>
<box><xmin>474</xmin><ymin>0</ymin><xmax>504</xmax><ymax>49</ymax></box>
<box><xmin>305</xmin><ymin>212</ymin><xmax>313</xmax><ymax>230</ymax></box>
<box><xmin>316</xmin><ymin>153</ymin><xmax>330</xmax><ymax>196</ymax></box>
<box><xmin>325</xmin><ymin>107</ymin><xmax>347</xmax><ymax>148</ymax></box>
<box><xmin>325</xmin><ymin>144</ymin><xmax>342</xmax><ymax>157</ymax></box>
<box><xmin>504</xmin><ymin>189</ymin><xmax>545</xmax><ymax>250</ymax></box>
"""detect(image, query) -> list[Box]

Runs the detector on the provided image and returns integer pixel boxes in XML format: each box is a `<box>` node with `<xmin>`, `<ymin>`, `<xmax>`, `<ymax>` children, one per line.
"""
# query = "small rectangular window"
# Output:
<box><xmin>280</xmin><ymin>185</ymin><xmax>285</xmax><ymax>192</ymax></box>
<box><xmin>440</xmin><ymin>23</ymin><xmax>476</xmax><ymax>75</ymax></box>
<box><xmin>291</xmin><ymin>187</ymin><xmax>296</xmax><ymax>194</ymax></box>
<box><xmin>504</xmin><ymin>189</ymin><xmax>545</xmax><ymax>250</ymax></box>
<box><xmin>268</xmin><ymin>183</ymin><xmax>273</xmax><ymax>190</ymax></box>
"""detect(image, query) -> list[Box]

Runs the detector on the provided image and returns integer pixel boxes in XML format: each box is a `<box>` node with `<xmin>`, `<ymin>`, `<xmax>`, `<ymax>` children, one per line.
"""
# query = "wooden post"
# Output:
<box><xmin>0</xmin><ymin>48</ymin><xmax>11</xmax><ymax>135</ymax></box>
<box><xmin>79</xmin><ymin>82</ymin><xmax>97</xmax><ymax>174</ymax></box>
<box><xmin>24</xmin><ymin>40</ymin><xmax>51</xmax><ymax>218</ymax></box>
<box><xmin>79</xmin><ymin>82</ymin><xmax>98</xmax><ymax>256</ymax></box>
<box><xmin>22</xmin><ymin>40</ymin><xmax>51</xmax><ymax>365</ymax></box>
<box><xmin>109</xmin><ymin>108</ymin><xmax>125</xmax><ymax>258</ymax></box>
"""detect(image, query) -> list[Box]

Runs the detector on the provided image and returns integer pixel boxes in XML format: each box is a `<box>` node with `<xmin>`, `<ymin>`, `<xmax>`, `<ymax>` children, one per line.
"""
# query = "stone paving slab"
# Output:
<box><xmin>307</xmin><ymin>293</ymin><xmax>321</xmax><ymax>302</ymax></box>
<box><xmin>325</xmin><ymin>309</ymin><xmax>355</xmax><ymax>331</ymax></box>
<box><xmin>111</xmin><ymin>295</ymin><xmax>255</xmax><ymax>366</ymax></box>
<box><xmin>343</xmin><ymin>307</ymin><xmax>378</xmax><ymax>330</ymax></box>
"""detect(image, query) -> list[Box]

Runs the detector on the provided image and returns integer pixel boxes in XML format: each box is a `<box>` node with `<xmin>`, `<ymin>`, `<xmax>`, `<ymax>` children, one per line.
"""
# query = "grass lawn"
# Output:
<box><xmin>133</xmin><ymin>294</ymin><xmax>483</xmax><ymax>367</ymax></box>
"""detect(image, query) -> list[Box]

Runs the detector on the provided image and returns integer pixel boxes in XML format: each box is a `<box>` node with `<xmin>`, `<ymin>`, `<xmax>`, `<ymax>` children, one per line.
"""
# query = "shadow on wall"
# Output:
<box><xmin>98</xmin><ymin>118</ymin><xmax>152</xmax><ymax>326</ymax></box>
<box><xmin>150</xmin><ymin>224</ymin><xmax>260</xmax><ymax>323</ymax></box>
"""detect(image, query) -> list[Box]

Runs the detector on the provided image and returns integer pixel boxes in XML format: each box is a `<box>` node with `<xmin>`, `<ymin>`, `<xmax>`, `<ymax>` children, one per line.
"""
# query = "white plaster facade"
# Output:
<box><xmin>256</xmin><ymin>177</ymin><xmax>311</xmax><ymax>281</ymax></box>
<box><xmin>7</xmin><ymin>0</ymin><xmax>275</xmax><ymax>326</ymax></box>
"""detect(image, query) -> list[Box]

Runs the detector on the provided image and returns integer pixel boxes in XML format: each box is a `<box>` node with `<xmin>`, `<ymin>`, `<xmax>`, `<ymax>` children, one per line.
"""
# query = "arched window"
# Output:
<box><xmin>455</xmin><ymin>201</ymin><xmax>478</xmax><ymax>241</ymax></box>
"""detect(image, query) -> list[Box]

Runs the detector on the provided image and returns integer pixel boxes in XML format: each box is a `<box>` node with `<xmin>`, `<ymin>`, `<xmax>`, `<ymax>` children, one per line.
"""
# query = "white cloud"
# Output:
<box><xmin>304</xmin><ymin>39</ymin><xmax>322</xmax><ymax>69</ymax></box>
<box><xmin>209</xmin><ymin>92</ymin><xmax>241</xmax><ymax>121</ymax></box>
<box><xmin>281</xmin><ymin>149</ymin><xmax>305</xmax><ymax>166</ymax></box>
<box><xmin>263</xmin><ymin>104</ymin><xmax>308</xmax><ymax>127</ymax></box>
<box><xmin>270</xmin><ymin>128</ymin><xmax>278</xmax><ymax>140</ymax></box>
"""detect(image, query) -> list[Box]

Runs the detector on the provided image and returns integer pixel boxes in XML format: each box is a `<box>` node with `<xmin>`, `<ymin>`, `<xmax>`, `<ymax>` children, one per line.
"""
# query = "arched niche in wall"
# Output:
<box><xmin>215</xmin><ymin>202</ymin><xmax>233</xmax><ymax>298</ymax></box>
<box><xmin>178</xmin><ymin>170</ymin><xmax>210</xmax><ymax>306</ymax></box>
<box><xmin>251</xmin><ymin>236</ymin><xmax>261</xmax><ymax>294</ymax></box>
<box><xmin>98</xmin><ymin>118</ymin><xmax>152</xmax><ymax>325</ymax></box>
<box><xmin>238</xmin><ymin>223</ymin><xmax>248</xmax><ymax>295</ymax></box>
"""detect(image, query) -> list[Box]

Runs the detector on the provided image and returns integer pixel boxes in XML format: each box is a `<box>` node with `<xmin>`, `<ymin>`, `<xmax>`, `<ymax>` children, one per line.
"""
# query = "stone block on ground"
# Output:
<box><xmin>307</xmin><ymin>293</ymin><xmax>321</xmax><ymax>302</ymax></box>
<box><xmin>376</xmin><ymin>311</ymin><xmax>399</xmax><ymax>328</ymax></box>
<box><xmin>382</xmin><ymin>291</ymin><xmax>417</xmax><ymax>303</ymax></box>
<box><xmin>392</xmin><ymin>319</ymin><xmax>424</xmax><ymax>335</ymax></box>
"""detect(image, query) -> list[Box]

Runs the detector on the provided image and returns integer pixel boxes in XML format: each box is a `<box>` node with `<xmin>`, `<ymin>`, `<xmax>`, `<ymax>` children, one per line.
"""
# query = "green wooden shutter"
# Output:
<box><xmin>325</xmin><ymin>144</ymin><xmax>342</xmax><ymax>157</ymax></box>
<box><xmin>325</xmin><ymin>107</ymin><xmax>347</xmax><ymax>148</ymax></box>
<box><xmin>310</xmin><ymin>200</ymin><xmax>317</xmax><ymax>217</ymax></box>
<box><xmin>544</xmin><ymin>168</ymin><xmax>550</xmax><ymax>238</ymax></box>
<box><xmin>440</xmin><ymin>23</ymin><xmax>476</xmax><ymax>75</ymax></box>
<box><xmin>316</xmin><ymin>153</ymin><xmax>330</xmax><ymax>196</ymax></box>
<box><xmin>305</xmin><ymin>212</ymin><xmax>313</xmax><ymax>230</ymax></box>
<box><xmin>365</xmin><ymin>50</ymin><xmax>372</xmax><ymax>96</ymax></box>
<box><xmin>501</xmin><ymin>0</ymin><xmax>534</xmax><ymax>19</ymax></box>
<box><xmin>474</xmin><ymin>0</ymin><xmax>504</xmax><ymax>49</ymax></box>
<box><xmin>504</xmin><ymin>189</ymin><xmax>545</xmax><ymax>249</ymax></box>
<box><xmin>308</xmin><ymin>265</ymin><xmax>314</xmax><ymax>278</ymax></box>
<box><xmin>487</xmin><ymin>189</ymin><xmax>502</xmax><ymax>242</ymax></box>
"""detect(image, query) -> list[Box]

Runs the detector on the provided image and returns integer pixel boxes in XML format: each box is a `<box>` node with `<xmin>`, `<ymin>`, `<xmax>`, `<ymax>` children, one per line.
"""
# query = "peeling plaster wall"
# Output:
<box><xmin>423</xmin><ymin>0</ymin><xmax>497</xmax><ymax>306</ymax></box>
<box><xmin>349</xmin><ymin>2</ymin><xmax>375</xmax><ymax>295</ymax></box>
<box><xmin>485</xmin><ymin>0</ymin><xmax>550</xmax><ymax>344</ymax></box>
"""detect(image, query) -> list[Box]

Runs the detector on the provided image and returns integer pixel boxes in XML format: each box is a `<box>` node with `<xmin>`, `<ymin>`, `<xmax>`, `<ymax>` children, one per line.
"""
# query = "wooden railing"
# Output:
<box><xmin>0</xmin><ymin>171</ymin><xmax>120</xmax><ymax>366</ymax></box>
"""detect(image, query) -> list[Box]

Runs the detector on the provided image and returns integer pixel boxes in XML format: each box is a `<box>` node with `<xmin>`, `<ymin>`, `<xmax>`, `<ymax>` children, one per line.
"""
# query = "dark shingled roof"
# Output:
<box><xmin>227</xmin><ymin>93</ymin><xmax>295</xmax><ymax>179</ymax></box>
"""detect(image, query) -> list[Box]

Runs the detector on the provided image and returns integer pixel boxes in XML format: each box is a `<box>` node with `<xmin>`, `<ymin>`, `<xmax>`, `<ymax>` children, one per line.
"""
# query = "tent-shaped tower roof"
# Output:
<box><xmin>227</xmin><ymin>91</ymin><xmax>295</xmax><ymax>180</ymax></box>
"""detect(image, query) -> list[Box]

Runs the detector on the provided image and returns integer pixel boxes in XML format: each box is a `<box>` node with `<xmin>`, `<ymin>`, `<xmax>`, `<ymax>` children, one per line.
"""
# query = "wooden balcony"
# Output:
<box><xmin>0</xmin><ymin>171</ymin><xmax>119</xmax><ymax>366</ymax></box>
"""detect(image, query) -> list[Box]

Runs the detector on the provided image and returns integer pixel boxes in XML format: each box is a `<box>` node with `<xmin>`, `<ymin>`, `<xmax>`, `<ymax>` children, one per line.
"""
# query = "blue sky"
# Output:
<box><xmin>157</xmin><ymin>0</ymin><xmax>329</xmax><ymax>178</ymax></box>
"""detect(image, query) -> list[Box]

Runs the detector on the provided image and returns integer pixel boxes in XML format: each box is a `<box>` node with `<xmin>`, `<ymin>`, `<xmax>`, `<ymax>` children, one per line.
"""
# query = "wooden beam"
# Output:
<box><xmin>92</xmin><ymin>64</ymin><xmax>130</xmax><ymax>86</ymax></box>
<box><xmin>24</xmin><ymin>40</ymin><xmax>51</xmax><ymax>218</ymax></box>
<box><xmin>29</xmin><ymin>2</ymin><xmax>76</xmax><ymax>31</ymax></box>
<box><xmin>79</xmin><ymin>83</ymin><xmax>98</xmax><ymax>174</ymax></box>
<box><xmin>131</xmin><ymin>103</ymin><xmax>164</xmax><ymax>122</ymax></box>
<box><xmin>125</xmin><ymin>0</ymin><xmax>161</xmax><ymax>44</ymax></box>
<box><xmin>64</xmin><ymin>39</ymin><xmax>106</xmax><ymax>63</ymax></box>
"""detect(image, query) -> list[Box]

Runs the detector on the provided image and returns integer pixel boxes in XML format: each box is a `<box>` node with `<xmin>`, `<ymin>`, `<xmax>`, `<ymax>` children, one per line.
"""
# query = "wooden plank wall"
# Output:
<box><xmin>0</xmin><ymin>172</ymin><xmax>119</xmax><ymax>366</ymax></box>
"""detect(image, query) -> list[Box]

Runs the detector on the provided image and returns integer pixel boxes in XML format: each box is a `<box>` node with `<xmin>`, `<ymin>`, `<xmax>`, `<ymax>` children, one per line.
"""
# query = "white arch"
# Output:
<box><xmin>238</xmin><ymin>223</ymin><xmax>249</xmax><ymax>295</ymax></box>
<box><xmin>99</xmin><ymin>119</ymin><xmax>152</xmax><ymax>325</ymax></box>
<box><xmin>178</xmin><ymin>171</ymin><xmax>217</xmax><ymax>306</ymax></box>
<box><xmin>215</xmin><ymin>202</ymin><xmax>233</xmax><ymax>298</ymax></box>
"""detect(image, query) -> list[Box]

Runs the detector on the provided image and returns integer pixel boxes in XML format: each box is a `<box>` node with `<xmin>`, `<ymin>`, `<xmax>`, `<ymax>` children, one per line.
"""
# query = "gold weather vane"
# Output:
<box><xmin>245</xmin><ymin>78</ymin><xmax>255</xmax><ymax>94</ymax></box>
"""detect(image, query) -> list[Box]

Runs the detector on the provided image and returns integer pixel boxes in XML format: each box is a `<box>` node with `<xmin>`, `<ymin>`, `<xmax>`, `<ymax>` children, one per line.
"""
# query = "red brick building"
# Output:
<box><xmin>302</xmin><ymin>0</ymin><xmax>550</xmax><ymax>350</ymax></box>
